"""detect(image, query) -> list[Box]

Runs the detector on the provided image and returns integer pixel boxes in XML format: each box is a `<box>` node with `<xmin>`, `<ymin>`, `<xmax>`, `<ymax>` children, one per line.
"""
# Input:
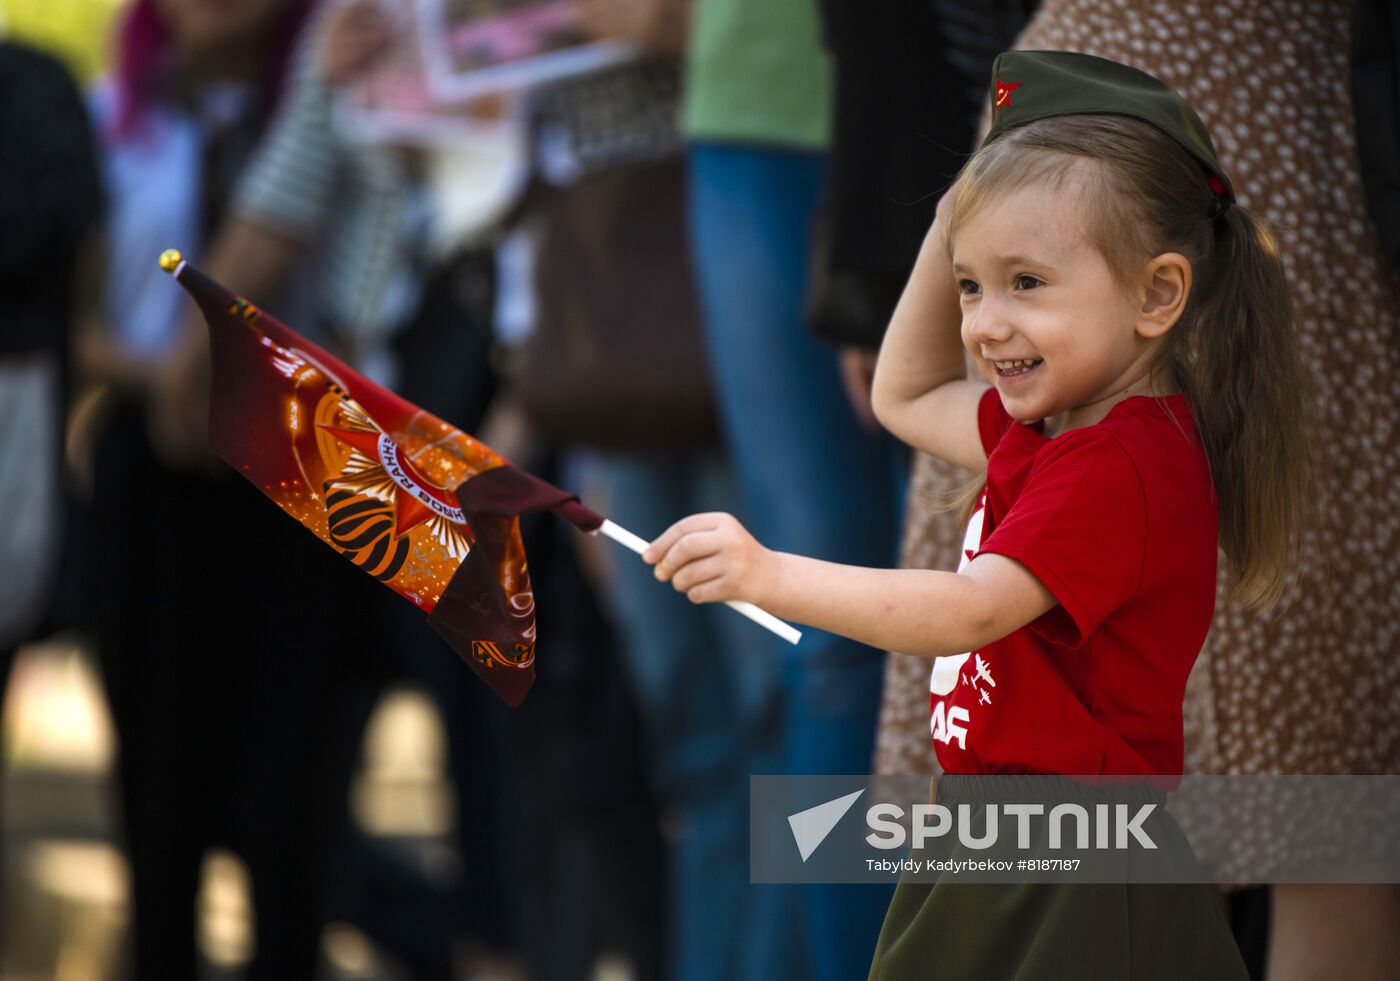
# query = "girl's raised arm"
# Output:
<box><xmin>871</xmin><ymin>197</ymin><xmax>989</xmax><ymax>471</ymax></box>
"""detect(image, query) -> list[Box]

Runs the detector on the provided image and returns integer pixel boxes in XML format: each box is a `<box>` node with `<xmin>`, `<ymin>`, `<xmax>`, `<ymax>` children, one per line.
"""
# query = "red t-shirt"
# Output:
<box><xmin>929</xmin><ymin>389</ymin><xmax>1218</xmax><ymax>776</ymax></box>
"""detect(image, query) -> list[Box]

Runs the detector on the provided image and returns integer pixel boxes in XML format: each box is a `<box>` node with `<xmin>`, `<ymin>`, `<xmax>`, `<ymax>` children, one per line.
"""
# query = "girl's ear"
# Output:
<box><xmin>1137</xmin><ymin>253</ymin><xmax>1192</xmax><ymax>338</ymax></box>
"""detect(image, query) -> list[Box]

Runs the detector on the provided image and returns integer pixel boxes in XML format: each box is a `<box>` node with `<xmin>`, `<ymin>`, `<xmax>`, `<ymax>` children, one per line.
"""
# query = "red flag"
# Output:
<box><xmin>161</xmin><ymin>250</ymin><xmax>601</xmax><ymax>706</ymax></box>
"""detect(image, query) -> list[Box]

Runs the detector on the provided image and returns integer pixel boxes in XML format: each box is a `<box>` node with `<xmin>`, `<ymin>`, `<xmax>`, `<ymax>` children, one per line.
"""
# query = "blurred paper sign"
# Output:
<box><xmin>336</xmin><ymin>0</ymin><xmax>505</xmax><ymax>147</ymax></box>
<box><xmin>338</xmin><ymin>0</ymin><xmax>632</xmax><ymax>146</ymax></box>
<box><xmin>418</xmin><ymin>0</ymin><xmax>633</xmax><ymax>101</ymax></box>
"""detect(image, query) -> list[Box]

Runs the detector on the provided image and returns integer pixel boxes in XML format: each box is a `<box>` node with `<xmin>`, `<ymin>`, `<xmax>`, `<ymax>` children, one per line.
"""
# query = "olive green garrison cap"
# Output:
<box><xmin>984</xmin><ymin>50</ymin><xmax>1235</xmax><ymax>206</ymax></box>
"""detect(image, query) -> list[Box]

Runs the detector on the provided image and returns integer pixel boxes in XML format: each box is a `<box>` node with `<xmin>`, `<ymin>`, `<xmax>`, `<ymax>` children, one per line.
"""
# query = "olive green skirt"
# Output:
<box><xmin>868</xmin><ymin>776</ymin><xmax>1249</xmax><ymax>981</ymax></box>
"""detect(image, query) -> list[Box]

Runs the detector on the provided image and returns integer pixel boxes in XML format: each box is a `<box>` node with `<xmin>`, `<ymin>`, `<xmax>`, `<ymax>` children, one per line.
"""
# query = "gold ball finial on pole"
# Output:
<box><xmin>158</xmin><ymin>249</ymin><xmax>183</xmax><ymax>273</ymax></box>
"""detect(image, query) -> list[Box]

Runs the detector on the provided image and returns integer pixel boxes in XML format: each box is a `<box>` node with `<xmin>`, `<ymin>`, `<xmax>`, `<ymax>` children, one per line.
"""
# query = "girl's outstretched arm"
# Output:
<box><xmin>643</xmin><ymin>513</ymin><xmax>1056</xmax><ymax>658</ymax></box>
<box><xmin>871</xmin><ymin>196</ymin><xmax>989</xmax><ymax>471</ymax></box>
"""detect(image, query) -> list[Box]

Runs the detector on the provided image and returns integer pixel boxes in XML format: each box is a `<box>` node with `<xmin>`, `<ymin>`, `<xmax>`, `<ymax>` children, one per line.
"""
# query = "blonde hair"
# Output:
<box><xmin>948</xmin><ymin>115</ymin><xmax>1310</xmax><ymax>609</ymax></box>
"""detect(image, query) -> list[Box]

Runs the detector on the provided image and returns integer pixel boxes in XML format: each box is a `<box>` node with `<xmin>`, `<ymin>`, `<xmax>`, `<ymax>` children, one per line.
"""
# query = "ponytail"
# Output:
<box><xmin>1176</xmin><ymin>206</ymin><xmax>1311</xmax><ymax>609</ymax></box>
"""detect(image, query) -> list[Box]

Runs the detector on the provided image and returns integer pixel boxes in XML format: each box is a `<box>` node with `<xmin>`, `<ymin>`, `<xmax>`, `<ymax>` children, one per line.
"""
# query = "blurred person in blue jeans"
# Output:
<box><xmin>681</xmin><ymin>0</ymin><xmax>904</xmax><ymax>976</ymax></box>
<box><xmin>515</xmin><ymin>3</ymin><xmax>779</xmax><ymax>976</ymax></box>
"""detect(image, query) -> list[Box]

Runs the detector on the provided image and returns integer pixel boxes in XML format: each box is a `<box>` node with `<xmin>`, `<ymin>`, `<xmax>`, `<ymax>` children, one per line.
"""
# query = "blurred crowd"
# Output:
<box><xmin>0</xmin><ymin>0</ymin><xmax>1397</xmax><ymax>979</ymax></box>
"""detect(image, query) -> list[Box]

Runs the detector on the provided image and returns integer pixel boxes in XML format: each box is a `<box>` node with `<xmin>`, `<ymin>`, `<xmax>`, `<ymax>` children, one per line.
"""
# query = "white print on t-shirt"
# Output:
<box><xmin>930</xmin><ymin>698</ymin><xmax>970</xmax><ymax>749</ymax></box>
<box><xmin>929</xmin><ymin>496</ymin><xmax>991</xmax><ymax>752</ymax></box>
<box><xmin>930</xmin><ymin>651</ymin><xmax>971</xmax><ymax>748</ymax></box>
<box><xmin>930</xmin><ymin>652</ymin><xmax>969</xmax><ymax>698</ymax></box>
<box><xmin>974</xmin><ymin>653</ymin><xmax>996</xmax><ymax>690</ymax></box>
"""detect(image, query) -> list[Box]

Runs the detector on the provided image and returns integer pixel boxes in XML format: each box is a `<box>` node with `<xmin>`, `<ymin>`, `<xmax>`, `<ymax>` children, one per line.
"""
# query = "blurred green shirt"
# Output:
<box><xmin>680</xmin><ymin>0</ymin><xmax>832</xmax><ymax>151</ymax></box>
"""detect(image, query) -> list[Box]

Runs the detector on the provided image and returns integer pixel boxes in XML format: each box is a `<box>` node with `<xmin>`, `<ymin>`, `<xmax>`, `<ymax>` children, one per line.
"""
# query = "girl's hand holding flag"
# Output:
<box><xmin>644</xmin><ymin>512</ymin><xmax>780</xmax><ymax>607</ymax></box>
<box><xmin>645</xmin><ymin>511</ymin><xmax>1056</xmax><ymax>661</ymax></box>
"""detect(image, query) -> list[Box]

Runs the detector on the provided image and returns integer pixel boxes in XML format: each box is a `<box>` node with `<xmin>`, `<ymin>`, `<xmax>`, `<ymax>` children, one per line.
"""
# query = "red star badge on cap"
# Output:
<box><xmin>994</xmin><ymin>78</ymin><xmax>1022</xmax><ymax>114</ymax></box>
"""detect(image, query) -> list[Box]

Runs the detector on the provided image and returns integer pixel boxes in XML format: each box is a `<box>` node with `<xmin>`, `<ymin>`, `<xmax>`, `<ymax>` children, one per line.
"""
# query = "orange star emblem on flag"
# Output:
<box><xmin>994</xmin><ymin>78</ymin><xmax>1022</xmax><ymax>114</ymax></box>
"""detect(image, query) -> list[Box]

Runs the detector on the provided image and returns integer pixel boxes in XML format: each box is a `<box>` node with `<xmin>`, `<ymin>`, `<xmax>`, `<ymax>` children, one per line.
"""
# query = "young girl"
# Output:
<box><xmin>644</xmin><ymin>50</ymin><xmax>1307</xmax><ymax>978</ymax></box>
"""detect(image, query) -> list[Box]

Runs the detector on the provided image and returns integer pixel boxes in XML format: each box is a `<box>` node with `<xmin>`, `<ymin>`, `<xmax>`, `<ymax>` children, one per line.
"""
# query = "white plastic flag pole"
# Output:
<box><xmin>596</xmin><ymin>519</ymin><xmax>803</xmax><ymax>646</ymax></box>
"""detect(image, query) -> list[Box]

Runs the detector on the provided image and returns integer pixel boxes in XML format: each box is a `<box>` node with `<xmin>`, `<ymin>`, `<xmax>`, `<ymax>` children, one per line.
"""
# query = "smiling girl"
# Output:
<box><xmin>645</xmin><ymin>51</ymin><xmax>1308</xmax><ymax>977</ymax></box>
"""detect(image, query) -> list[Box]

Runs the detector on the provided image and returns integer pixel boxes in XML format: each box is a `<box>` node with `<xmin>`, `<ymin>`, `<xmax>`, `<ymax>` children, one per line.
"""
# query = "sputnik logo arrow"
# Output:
<box><xmin>787</xmin><ymin>790</ymin><xmax>865</xmax><ymax>862</ymax></box>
